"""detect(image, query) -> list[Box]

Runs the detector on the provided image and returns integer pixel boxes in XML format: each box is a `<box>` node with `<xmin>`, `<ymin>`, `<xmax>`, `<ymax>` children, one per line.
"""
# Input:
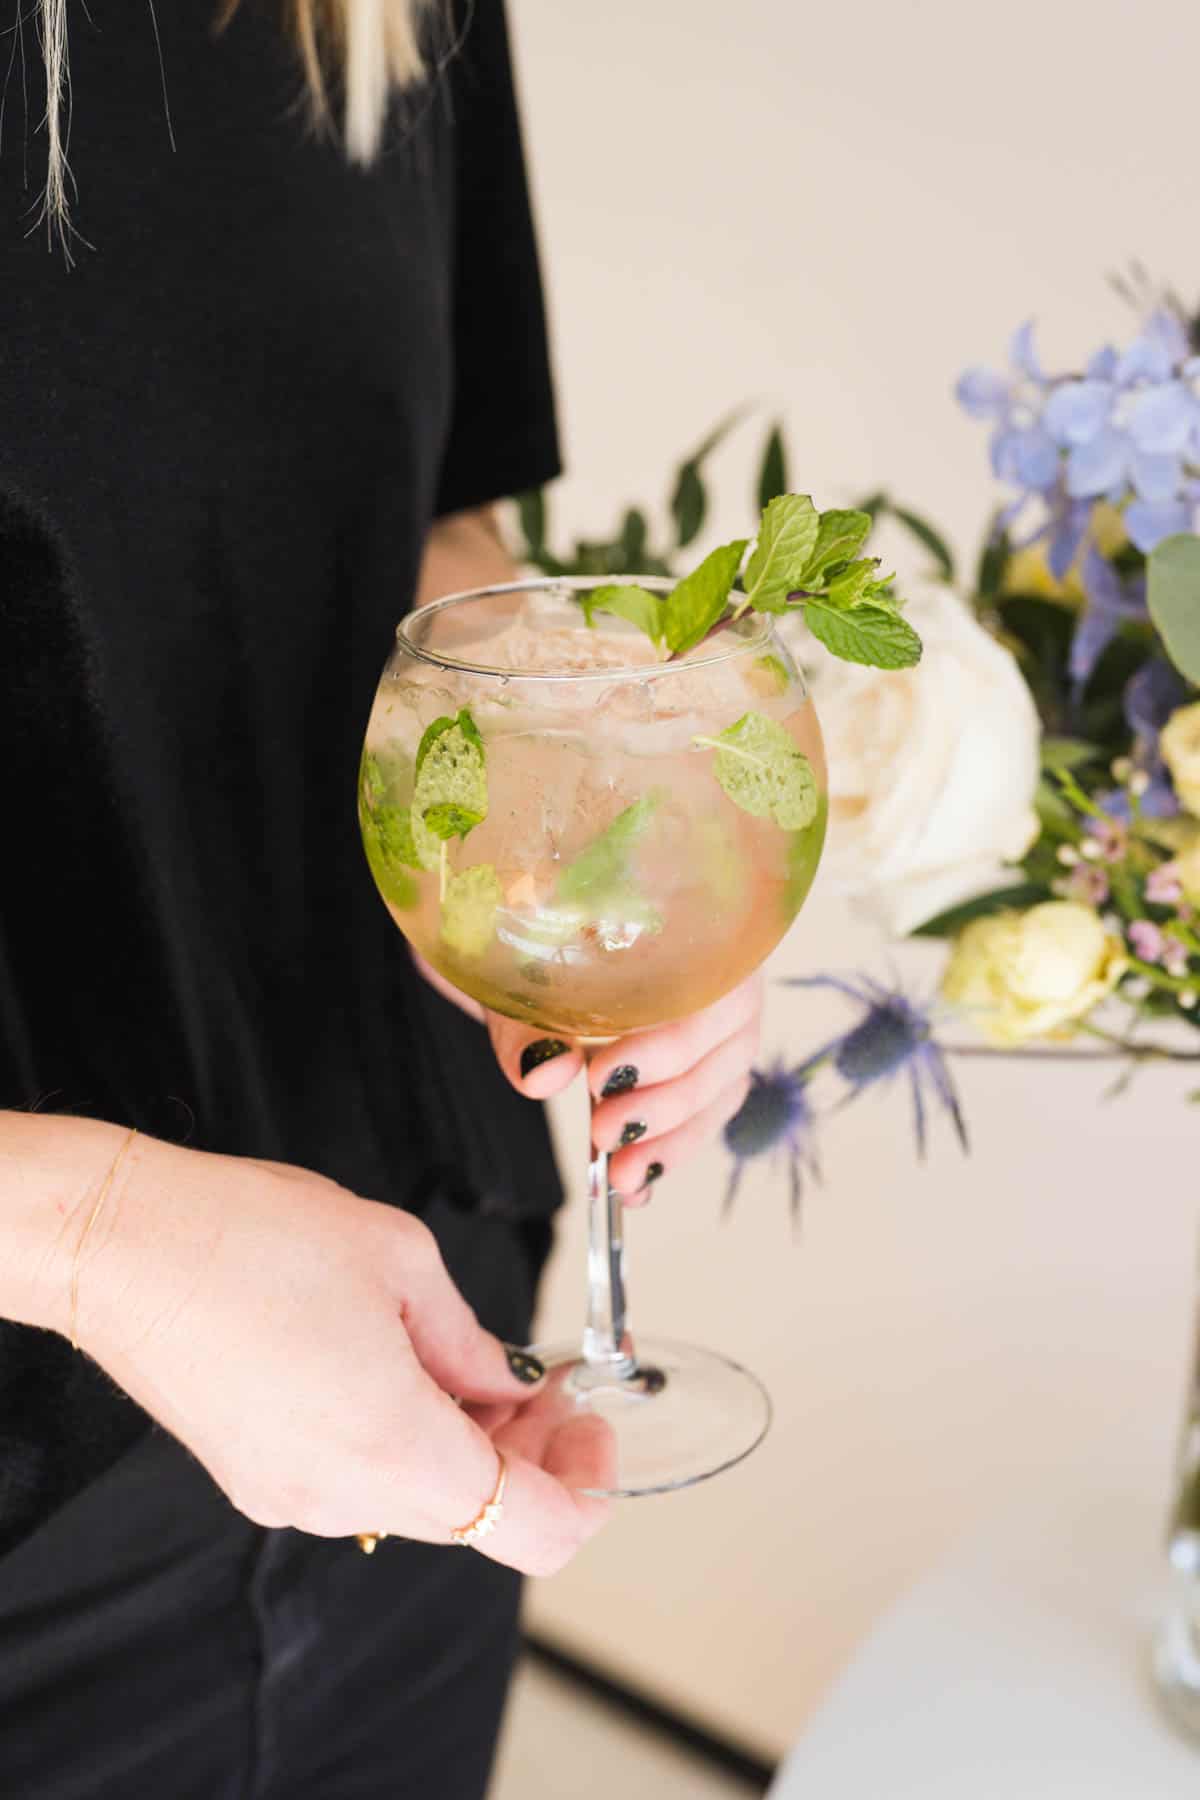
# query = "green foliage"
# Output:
<box><xmin>909</xmin><ymin>882</ymin><xmax>1053</xmax><ymax>938</ymax></box>
<box><xmin>757</xmin><ymin>423</ymin><xmax>789</xmax><ymax>513</ymax></box>
<box><xmin>1148</xmin><ymin>533</ymin><xmax>1200</xmax><ymax>682</ymax></box>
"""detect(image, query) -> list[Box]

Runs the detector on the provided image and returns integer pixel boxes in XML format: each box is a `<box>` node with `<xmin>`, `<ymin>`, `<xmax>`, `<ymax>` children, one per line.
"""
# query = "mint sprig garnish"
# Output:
<box><xmin>578</xmin><ymin>491</ymin><xmax>922</xmax><ymax>671</ymax></box>
<box><xmin>694</xmin><ymin>711</ymin><xmax>818</xmax><ymax>830</ymax></box>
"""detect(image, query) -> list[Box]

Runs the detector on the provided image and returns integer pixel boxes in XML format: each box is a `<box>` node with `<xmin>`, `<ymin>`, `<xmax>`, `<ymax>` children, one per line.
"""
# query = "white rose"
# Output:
<box><xmin>801</xmin><ymin>583</ymin><xmax>1041</xmax><ymax>936</ymax></box>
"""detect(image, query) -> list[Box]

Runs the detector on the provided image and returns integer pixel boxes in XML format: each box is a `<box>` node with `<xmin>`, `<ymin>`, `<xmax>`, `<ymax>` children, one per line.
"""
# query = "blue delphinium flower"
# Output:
<box><xmin>722</xmin><ymin>1062</ymin><xmax>820</xmax><ymax>1227</ymax></box>
<box><xmin>957</xmin><ymin>308</ymin><xmax>1200</xmax><ymax>558</ymax></box>
<box><xmin>1096</xmin><ymin>657</ymin><xmax>1188</xmax><ymax>820</ymax></box>
<box><xmin>781</xmin><ymin>975</ymin><xmax>968</xmax><ymax>1159</ymax></box>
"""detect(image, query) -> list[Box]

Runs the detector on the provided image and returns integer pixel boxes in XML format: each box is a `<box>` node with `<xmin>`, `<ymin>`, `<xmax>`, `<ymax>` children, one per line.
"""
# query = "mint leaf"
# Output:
<box><xmin>803</xmin><ymin>600</ymin><xmax>922</xmax><ymax>669</ymax></box>
<box><xmin>695</xmin><ymin>712</ymin><xmax>818</xmax><ymax>830</ymax></box>
<box><xmin>422</xmin><ymin>800</ymin><xmax>485</xmax><ymax>839</ymax></box>
<box><xmin>557</xmin><ymin>793</ymin><xmax>660</xmax><ymax>904</ymax></box>
<box><xmin>804</xmin><ymin>509</ymin><xmax>871</xmax><ymax>580</ymax></box>
<box><xmin>661</xmin><ymin>540</ymin><xmax>747</xmax><ymax>655</ymax></box>
<box><xmin>412</xmin><ymin>708</ymin><xmax>488</xmax><ymax>862</ymax></box>
<box><xmin>823</xmin><ymin>557</ymin><xmax>893</xmax><ymax>609</ymax></box>
<box><xmin>359</xmin><ymin>751</ymin><xmax>421</xmax><ymax>908</ymax></box>
<box><xmin>440</xmin><ymin>863</ymin><xmax>502</xmax><ymax>958</ymax></box>
<box><xmin>742</xmin><ymin>495</ymin><xmax>820</xmax><ymax>613</ymax></box>
<box><xmin>583</xmin><ymin>584</ymin><xmax>666</xmax><ymax>645</ymax></box>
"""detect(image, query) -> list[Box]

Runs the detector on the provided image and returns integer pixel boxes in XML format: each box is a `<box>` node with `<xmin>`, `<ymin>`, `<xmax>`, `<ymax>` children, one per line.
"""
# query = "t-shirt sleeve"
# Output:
<box><xmin>433</xmin><ymin>0</ymin><xmax>562</xmax><ymax>517</ymax></box>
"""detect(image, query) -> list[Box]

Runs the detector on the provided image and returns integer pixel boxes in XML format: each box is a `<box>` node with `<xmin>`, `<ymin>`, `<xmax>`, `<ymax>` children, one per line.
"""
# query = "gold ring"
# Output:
<box><xmin>356</xmin><ymin>1532</ymin><xmax>388</xmax><ymax>1555</ymax></box>
<box><xmin>449</xmin><ymin>1454</ymin><xmax>508</xmax><ymax>1549</ymax></box>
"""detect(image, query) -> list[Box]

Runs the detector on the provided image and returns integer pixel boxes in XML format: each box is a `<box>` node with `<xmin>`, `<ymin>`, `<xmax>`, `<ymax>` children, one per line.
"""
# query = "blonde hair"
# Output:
<box><xmin>37</xmin><ymin>0</ymin><xmax>431</xmax><ymax>257</ymax></box>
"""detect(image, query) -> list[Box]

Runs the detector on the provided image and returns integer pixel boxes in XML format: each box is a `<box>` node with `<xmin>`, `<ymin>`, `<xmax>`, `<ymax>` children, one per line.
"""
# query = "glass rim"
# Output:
<box><xmin>395</xmin><ymin>576</ymin><xmax>776</xmax><ymax>683</ymax></box>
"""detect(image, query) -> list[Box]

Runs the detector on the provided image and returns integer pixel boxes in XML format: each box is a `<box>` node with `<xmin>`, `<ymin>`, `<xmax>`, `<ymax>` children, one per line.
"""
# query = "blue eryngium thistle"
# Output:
<box><xmin>783</xmin><ymin>975</ymin><xmax>969</xmax><ymax>1159</ymax></box>
<box><xmin>723</xmin><ymin>1062</ymin><xmax>820</xmax><ymax>1227</ymax></box>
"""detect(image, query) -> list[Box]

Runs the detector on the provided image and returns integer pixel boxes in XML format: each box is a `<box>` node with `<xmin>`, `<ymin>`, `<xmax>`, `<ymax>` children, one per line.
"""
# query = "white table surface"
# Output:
<box><xmin>769</xmin><ymin>1453</ymin><xmax>1197</xmax><ymax>1796</ymax></box>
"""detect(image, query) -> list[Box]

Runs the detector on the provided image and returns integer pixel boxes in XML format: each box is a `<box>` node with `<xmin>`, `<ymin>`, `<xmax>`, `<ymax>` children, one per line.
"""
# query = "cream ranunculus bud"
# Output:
<box><xmin>804</xmin><ymin>584</ymin><xmax>1041</xmax><ymax>936</ymax></box>
<box><xmin>940</xmin><ymin>901</ymin><xmax>1125</xmax><ymax>1044</ymax></box>
<box><xmin>1160</xmin><ymin>702</ymin><xmax>1200</xmax><ymax>818</ymax></box>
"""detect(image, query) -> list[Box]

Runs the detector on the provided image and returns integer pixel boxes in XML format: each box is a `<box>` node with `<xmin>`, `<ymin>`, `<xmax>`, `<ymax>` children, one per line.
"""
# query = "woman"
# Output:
<box><xmin>0</xmin><ymin>4</ymin><xmax>762</xmax><ymax>1795</ymax></box>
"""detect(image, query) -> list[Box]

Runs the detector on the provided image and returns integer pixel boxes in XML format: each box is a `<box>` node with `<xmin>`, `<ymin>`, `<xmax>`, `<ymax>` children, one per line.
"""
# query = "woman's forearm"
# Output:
<box><xmin>0</xmin><ymin>1111</ymin><xmax>124</xmax><ymax>1334</ymax></box>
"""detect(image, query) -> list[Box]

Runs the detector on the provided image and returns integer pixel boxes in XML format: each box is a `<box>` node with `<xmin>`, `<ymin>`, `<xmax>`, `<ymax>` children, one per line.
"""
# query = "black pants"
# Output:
<box><xmin>0</xmin><ymin>1203</ymin><xmax>546</xmax><ymax>1799</ymax></box>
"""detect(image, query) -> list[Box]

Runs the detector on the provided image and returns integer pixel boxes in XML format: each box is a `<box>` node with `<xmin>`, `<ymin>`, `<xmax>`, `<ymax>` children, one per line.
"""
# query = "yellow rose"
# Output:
<box><xmin>1161</xmin><ymin>703</ymin><xmax>1200</xmax><ymax>818</ymax></box>
<box><xmin>1174</xmin><ymin>839</ymin><xmax>1200</xmax><ymax>903</ymax></box>
<box><xmin>941</xmin><ymin>901</ymin><xmax>1125</xmax><ymax>1045</ymax></box>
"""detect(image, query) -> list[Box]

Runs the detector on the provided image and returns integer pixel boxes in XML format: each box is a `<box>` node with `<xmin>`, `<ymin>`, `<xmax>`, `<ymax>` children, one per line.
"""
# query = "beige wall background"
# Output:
<box><xmin>506</xmin><ymin>0</ymin><xmax>1200</xmax><ymax>1762</ymax></box>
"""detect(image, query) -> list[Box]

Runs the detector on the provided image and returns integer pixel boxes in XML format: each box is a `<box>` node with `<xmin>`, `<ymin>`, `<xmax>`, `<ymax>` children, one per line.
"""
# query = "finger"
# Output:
<box><xmin>475</xmin><ymin>1416</ymin><xmax>615</xmax><ymax>1576</ymax></box>
<box><xmin>607</xmin><ymin>1074</ymin><xmax>752</xmax><ymax>1199</ymax></box>
<box><xmin>591</xmin><ymin>1022</ymin><xmax>760</xmax><ymax>1154</ymax></box>
<box><xmin>395</xmin><ymin>1224</ymin><xmax>549</xmax><ymax>1404</ymax></box>
<box><xmin>586</xmin><ymin>975</ymin><xmax>762</xmax><ymax>1101</ymax></box>
<box><xmin>486</xmin><ymin>1012</ymin><xmax>584</xmax><ymax>1100</ymax></box>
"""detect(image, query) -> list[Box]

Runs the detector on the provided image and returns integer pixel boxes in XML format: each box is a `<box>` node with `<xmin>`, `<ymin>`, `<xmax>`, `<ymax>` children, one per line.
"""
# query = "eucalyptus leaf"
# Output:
<box><xmin>1148</xmin><ymin>533</ymin><xmax>1200</xmax><ymax>683</ymax></box>
<box><xmin>892</xmin><ymin>506</ymin><xmax>956</xmax><ymax>584</ymax></box>
<box><xmin>909</xmin><ymin>882</ymin><xmax>1052</xmax><ymax>938</ymax></box>
<box><xmin>669</xmin><ymin>407</ymin><xmax>748</xmax><ymax>549</ymax></box>
<box><xmin>516</xmin><ymin>488</ymin><xmax>547</xmax><ymax>559</ymax></box>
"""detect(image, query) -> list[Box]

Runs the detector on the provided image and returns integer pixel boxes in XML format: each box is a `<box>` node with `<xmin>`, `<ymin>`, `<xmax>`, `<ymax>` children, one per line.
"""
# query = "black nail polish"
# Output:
<box><xmin>505</xmin><ymin>1345</ymin><xmax>545</xmax><ymax>1384</ymax></box>
<box><xmin>644</xmin><ymin>1162</ymin><xmax>664</xmax><ymax>1183</ymax></box>
<box><xmin>619</xmin><ymin>1119</ymin><xmax>648</xmax><ymax>1146</ymax></box>
<box><xmin>601</xmin><ymin>1064</ymin><xmax>639</xmax><ymax>1098</ymax></box>
<box><xmin>520</xmin><ymin>1039</ymin><xmax>569</xmax><ymax>1080</ymax></box>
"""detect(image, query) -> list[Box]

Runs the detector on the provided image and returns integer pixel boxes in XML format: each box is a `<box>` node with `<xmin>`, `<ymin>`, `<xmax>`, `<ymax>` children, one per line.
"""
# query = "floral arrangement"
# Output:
<box><xmin>512</xmin><ymin>280</ymin><xmax>1200</xmax><ymax>1212</ymax></box>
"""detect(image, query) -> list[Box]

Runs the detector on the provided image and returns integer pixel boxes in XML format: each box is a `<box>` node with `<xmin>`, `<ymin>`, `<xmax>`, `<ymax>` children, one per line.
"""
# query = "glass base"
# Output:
<box><xmin>528</xmin><ymin>1335</ymin><xmax>772</xmax><ymax>1498</ymax></box>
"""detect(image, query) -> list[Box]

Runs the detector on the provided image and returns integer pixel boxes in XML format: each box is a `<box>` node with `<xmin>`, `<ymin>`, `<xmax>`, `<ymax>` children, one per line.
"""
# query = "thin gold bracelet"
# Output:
<box><xmin>69</xmin><ymin>1126</ymin><xmax>138</xmax><ymax>1352</ymax></box>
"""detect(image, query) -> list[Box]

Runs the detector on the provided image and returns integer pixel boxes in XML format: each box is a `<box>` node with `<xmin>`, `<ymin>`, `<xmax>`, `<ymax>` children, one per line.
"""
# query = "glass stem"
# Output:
<box><xmin>581</xmin><ymin>1133</ymin><xmax>636</xmax><ymax>1378</ymax></box>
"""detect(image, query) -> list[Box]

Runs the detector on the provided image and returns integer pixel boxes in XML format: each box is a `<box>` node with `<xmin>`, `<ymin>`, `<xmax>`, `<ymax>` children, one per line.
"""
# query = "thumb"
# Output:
<box><xmin>398</xmin><ymin>1221</ymin><xmax>548</xmax><ymax>1404</ymax></box>
<box><xmin>486</xmin><ymin>1011</ymin><xmax>584</xmax><ymax>1099</ymax></box>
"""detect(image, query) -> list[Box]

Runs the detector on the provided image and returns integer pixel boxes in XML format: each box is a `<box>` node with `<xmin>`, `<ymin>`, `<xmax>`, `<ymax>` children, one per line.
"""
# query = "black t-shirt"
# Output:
<box><xmin>0</xmin><ymin>1</ymin><xmax>562</xmax><ymax>1554</ymax></box>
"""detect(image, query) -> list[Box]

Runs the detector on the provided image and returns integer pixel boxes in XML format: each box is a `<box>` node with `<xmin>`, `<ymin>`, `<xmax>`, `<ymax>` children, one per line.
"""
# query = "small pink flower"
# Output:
<box><xmin>1129</xmin><ymin>919</ymin><xmax>1166</xmax><ymax>963</ymax></box>
<box><xmin>1086</xmin><ymin>817</ymin><xmax>1129</xmax><ymax>864</ymax></box>
<box><xmin>1146</xmin><ymin>862</ymin><xmax>1183</xmax><ymax>905</ymax></box>
<box><xmin>1163</xmin><ymin>938</ymin><xmax>1191</xmax><ymax>979</ymax></box>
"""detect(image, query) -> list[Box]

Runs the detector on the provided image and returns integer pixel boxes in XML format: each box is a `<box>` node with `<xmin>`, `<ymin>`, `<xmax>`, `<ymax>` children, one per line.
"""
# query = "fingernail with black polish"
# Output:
<box><xmin>601</xmin><ymin>1064</ymin><xmax>639</xmax><ymax>1098</ymax></box>
<box><xmin>505</xmin><ymin>1345</ymin><xmax>546</xmax><ymax>1384</ymax></box>
<box><xmin>644</xmin><ymin>1162</ymin><xmax>664</xmax><ymax>1183</ymax></box>
<box><xmin>619</xmin><ymin>1119</ymin><xmax>648</xmax><ymax>1146</ymax></box>
<box><xmin>520</xmin><ymin>1039</ymin><xmax>569</xmax><ymax>1080</ymax></box>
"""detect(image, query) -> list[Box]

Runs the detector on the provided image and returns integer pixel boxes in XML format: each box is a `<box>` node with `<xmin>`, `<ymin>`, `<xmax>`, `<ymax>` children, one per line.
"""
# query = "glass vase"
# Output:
<box><xmin>1153</xmin><ymin>1287</ymin><xmax>1200</xmax><ymax>1743</ymax></box>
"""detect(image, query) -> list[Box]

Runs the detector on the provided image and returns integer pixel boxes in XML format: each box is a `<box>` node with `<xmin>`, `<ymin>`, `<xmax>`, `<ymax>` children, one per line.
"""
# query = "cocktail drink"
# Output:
<box><xmin>360</xmin><ymin>576</ymin><xmax>827</xmax><ymax>1494</ymax></box>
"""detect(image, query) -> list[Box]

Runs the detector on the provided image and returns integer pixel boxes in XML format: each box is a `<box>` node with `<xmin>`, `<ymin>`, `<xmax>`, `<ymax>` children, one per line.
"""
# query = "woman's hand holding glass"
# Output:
<box><xmin>69</xmin><ymin>1128</ymin><xmax>612</xmax><ymax>1575</ymax></box>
